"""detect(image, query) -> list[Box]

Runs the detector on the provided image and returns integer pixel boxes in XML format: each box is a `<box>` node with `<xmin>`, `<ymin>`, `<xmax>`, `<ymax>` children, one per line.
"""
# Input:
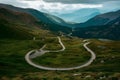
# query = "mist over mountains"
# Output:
<box><xmin>0</xmin><ymin>0</ymin><xmax>120</xmax><ymax>23</ymax></box>
<box><xmin>53</xmin><ymin>8</ymin><xmax>101</xmax><ymax>23</ymax></box>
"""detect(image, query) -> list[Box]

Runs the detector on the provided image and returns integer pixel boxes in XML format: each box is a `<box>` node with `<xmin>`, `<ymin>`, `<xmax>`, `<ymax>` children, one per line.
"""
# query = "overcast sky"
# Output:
<box><xmin>0</xmin><ymin>0</ymin><xmax>120</xmax><ymax>14</ymax></box>
<box><xmin>43</xmin><ymin>0</ymin><xmax>119</xmax><ymax>4</ymax></box>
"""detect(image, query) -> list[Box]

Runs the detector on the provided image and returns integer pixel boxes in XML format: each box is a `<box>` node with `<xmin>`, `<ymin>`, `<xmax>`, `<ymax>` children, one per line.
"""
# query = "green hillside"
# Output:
<box><xmin>0</xmin><ymin>8</ymin><xmax>38</xmax><ymax>39</ymax></box>
<box><xmin>0</xmin><ymin>37</ymin><xmax>120</xmax><ymax>80</ymax></box>
<box><xmin>0</xmin><ymin>4</ymin><xmax>71</xmax><ymax>33</ymax></box>
<box><xmin>0</xmin><ymin>8</ymin><xmax>55</xmax><ymax>39</ymax></box>
<box><xmin>0</xmin><ymin>19</ymin><xmax>33</xmax><ymax>39</ymax></box>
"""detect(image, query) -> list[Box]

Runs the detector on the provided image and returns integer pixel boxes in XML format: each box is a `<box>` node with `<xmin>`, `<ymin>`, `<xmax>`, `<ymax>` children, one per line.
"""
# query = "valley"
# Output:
<box><xmin>25</xmin><ymin>36</ymin><xmax>95</xmax><ymax>70</ymax></box>
<box><xmin>0</xmin><ymin>3</ymin><xmax>120</xmax><ymax>80</ymax></box>
<box><xmin>0</xmin><ymin>37</ymin><xmax>120</xmax><ymax>80</ymax></box>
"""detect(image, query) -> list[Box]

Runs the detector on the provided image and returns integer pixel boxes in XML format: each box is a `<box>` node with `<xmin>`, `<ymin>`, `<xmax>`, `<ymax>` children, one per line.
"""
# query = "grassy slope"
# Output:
<box><xmin>0</xmin><ymin>7</ymin><xmax>70</xmax><ymax>40</ymax></box>
<box><xmin>32</xmin><ymin>37</ymin><xmax>90</xmax><ymax>68</ymax></box>
<box><xmin>0</xmin><ymin>38</ymin><xmax>120</xmax><ymax>80</ymax></box>
<box><xmin>0</xmin><ymin>8</ymin><xmax>37</xmax><ymax>39</ymax></box>
<box><xmin>0</xmin><ymin>19</ymin><xmax>34</xmax><ymax>39</ymax></box>
<box><xmin>0</xmin><ymin>8</ymin><xmax>55</xmax><ymax>40</ymax></box>
<box><xmin>82</xmin><ymin>40</ymin><xmax>120</xmax><ymax>72</ymax></box>
<box><xmin>0</xmin><ymin>40</ymin><xmax>45</xmax><ymax>77</ymax></box>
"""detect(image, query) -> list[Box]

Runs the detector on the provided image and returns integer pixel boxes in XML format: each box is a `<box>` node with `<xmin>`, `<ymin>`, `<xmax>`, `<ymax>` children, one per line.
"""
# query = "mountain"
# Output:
<box><xmin>43</xmin><ymin>13</ymin><xmax>73</xmax><ymax>27</ymax></box>
<box><xmin>0</xmin><ymin>8</ymin><xmax>36</xmax><ymax>39</ymax></box>
<box><xmin>73</xmin><ymin>12</ymin><xmax>120</xmax><ymax>40</ymax></box>
<box><xmin>0</xmin><ymin>8</ymin><xmax>71</xmax><ymax>39</ymax></box>
<box><xmin>0</xmin><ymin>3</ymin><xmax>120</xmax><ymax>40</ymax></box>
<box><xmin>71</xmin><ymin>12</ymin><xmax>100</xmax><ymax>23</ymax></box>
<box><xmin>0</xmin><ymin>4</ymin><xmax>71</xmax><ymax>35</ymax></box>
<box><xmin>0</xmin><ymin>3</ymin><xmax>72</xmax><ymax>28</ymax></box>
<box><xmin>74</xmin><ymin>10</ymin><xmax>120</xmax><ymax>28</ymax></box>
<box><xmin>55</xmin><ymin>8</ymin><xmax>100</xmax><ymax>23</ymax></box>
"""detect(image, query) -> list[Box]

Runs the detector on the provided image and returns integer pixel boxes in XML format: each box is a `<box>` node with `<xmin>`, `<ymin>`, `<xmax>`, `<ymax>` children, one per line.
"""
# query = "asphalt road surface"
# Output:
<box><xmin>25</xmin><ymin>37</ymin><xmax>96</xmax><ymax>71</ymax></box>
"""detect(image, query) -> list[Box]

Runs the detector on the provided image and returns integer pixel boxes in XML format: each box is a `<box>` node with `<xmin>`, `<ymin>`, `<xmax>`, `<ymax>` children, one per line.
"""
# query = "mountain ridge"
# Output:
<box><xmin>0</xmin><ymin>3</ymin><xmax>120</xmax><ymax>40</ymax></box>
<box><xmin>74</xmin><ymin>10</ymin><xmax>120</xmax><ymax>28</ymax></box>
<box><xmin>0</xmin><ymin>3</ymin><xmax>73</xmax><ymax>28</ymax></box>
<box><xmin>55</xmin><ymin>8</ymin><xmax>100</xmax><ymax>23</ymax></box>
<box><xmin>0</xmin><ymin>7</ymin><xmax>71</xmax><ymax>39</ymax></box>
<box><xmin>73</xmin><ymin>13</ymin><xmax>120</xmax><ymax>40</ymax></box>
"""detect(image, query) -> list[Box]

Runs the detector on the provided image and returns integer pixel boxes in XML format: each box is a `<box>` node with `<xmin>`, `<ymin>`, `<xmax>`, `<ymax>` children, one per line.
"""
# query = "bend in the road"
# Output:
<box><xmin>25</xmin><ymin>37</ymin><xmax>96</xmax><ymax>71</ymax></box>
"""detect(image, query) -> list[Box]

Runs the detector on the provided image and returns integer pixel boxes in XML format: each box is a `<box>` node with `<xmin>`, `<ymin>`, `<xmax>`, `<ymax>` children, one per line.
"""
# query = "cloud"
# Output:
<box><xmin>44</xmin><ymin>0</ymin><xmax>119</xmax><ymax>4</ymax></box>
<box><xmin>22</xmin><ymin>0</ymin><xmax>120</xmax><ymax>4</ymax></box>
<box><xmin>99</xmin><ymin>1</ymin><xmax>120</xmax><ymax>13</ymax></box>
<box><xmin>0</xmin><ymin>0</ymin><xmax>119</xmax><ymax>14</ymax></box>
<box><xmin>0</xmin><ymin>0</ymin><xmax>103</xmax><ymax>12</ymax></box>
<box><xmin>0</xmin><ymin>0</ymin><xmax>28</xmax><ymax>7</ymax></box>
<box><xmin>20</xmin><ymin>0</ymin><xmax>103</xmax><ymax>13</ymax></box>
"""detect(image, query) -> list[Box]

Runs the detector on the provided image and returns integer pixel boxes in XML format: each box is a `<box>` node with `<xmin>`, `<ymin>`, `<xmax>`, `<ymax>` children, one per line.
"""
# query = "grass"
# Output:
<box><xmin>0</xmin><ymin>38</ymin><xmax>120</xmax><ymax>80</ymax></box>
<box><xmin>0</xmin><ymin>39</ymin><xmax>44</xmax><ymax>77</ymax></box>
<box><xmin>32</xmin><ymin>37</ymin><xmax>91</xmax><ymax>68</ymax></box>
<box><xmin>80</xmin><ymin>40</ymin><xmax>120</xmax><ymax>72</ymax></box>
<box><xmin>43</xmin><ymin>37</ymin><xmax>62</xmax><ymax>50</ymax></box>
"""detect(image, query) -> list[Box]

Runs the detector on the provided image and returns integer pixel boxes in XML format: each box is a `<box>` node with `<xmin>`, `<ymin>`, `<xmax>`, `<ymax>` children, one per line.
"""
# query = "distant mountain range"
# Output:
<box><xmin>55</xmin><ymin>8</ymin><xmax>100</xmax><ymax>23</ymax></box>
<box><xmin>0</xmin><ymin>3</ymin><xmax>120</xmax><ymax>40</ymax></box>
<box><xmin>73</xmin><ymin>10</ymin><xmax>120</xmax><ymax>40</ymax></box>
<box><xmin>74</xmin><ymin>10</ymin><xmax>120</xmax><ymax>28</ymax></box>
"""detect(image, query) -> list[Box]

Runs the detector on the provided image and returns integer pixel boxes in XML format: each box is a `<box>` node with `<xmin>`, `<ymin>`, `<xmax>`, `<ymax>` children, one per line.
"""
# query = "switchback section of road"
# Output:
<box><xmin>25</xmin><ymin>37</ymin><xmax>96</xmax><ymax>71</ymax></box>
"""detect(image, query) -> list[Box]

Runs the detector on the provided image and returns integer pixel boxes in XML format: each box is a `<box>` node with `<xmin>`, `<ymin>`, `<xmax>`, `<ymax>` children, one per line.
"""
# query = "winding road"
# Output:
<box><xmin>25</xmin><ymin>37</ymin><xmax>96</xmax><ymax>71</ymax></box>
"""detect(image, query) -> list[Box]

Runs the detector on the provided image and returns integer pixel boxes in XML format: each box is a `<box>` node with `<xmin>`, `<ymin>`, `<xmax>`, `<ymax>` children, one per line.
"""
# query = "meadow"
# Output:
<box><xmin>0</xmin><ymin>37</ymin><xmax>120</xmax><ymax>80</ymax></box>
